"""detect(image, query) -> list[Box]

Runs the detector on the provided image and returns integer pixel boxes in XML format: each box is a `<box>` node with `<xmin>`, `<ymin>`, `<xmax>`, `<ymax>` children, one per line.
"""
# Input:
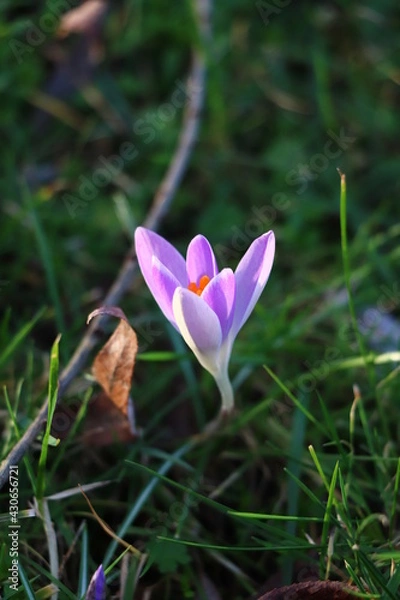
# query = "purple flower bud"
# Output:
<box><xmin>135</xmin><ymin>228</ymin><xmax>275</xmax><ymax>411</ymax></box>
<box><xmin>86</xmin><ymin>565</ymin><xmax>106</xmax><ymax>600</ymax></box>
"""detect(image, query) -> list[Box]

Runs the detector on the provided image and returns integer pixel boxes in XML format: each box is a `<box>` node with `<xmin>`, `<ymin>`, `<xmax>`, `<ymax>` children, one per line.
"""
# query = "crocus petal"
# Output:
<box><xmin>173</xmin><ymin>288</ymin><xmax>222</xmax><ymax>373</ymax></box>
<box><xmin>186</xmin><ymin>235</ymin><xmax>218</xmax><ymax>283</ymax></box>
<box><xmin>232</xmin><ymin>231</ymin><xmax>275</xmax><ymax>336</ymax></box>
<box><xmin>86</xmin><ymin>565</ymin><xmax>106</xmax><ymax>600</ymax></box>
<box><xmin>135</xmin><ymin>227</ymin><xmax>188</xmax><ymax>288</ymax></box>
<box><xmin>201</xmin><ymin>268</ymin><xmax>235</xmax><ymax>340</ymax></box>
<box><xmin>150</xmin><ymin>257</ymin><xmax>182</xmax><ymax>327</ymax></box>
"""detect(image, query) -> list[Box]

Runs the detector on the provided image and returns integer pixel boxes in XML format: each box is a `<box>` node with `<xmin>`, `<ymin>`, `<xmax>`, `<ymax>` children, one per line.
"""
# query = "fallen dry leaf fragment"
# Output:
<box><xmin>80</xmin><ymin>392</ymin><xmax>137</xmax><ymax>447</ymax></box>
<box><xmin>256</xmin><ymin>580</ymin><xmax>361</xmax><ymax>599</ymax></box>
<box><xmin>92</xmin><ymin>317</ymin><xmax>137</xmax><ymax>415</ymax></box>
<box><xmin>82</xmin><ymin>306</ymin><xmax>138</xmax><ymax>446</ymax></box>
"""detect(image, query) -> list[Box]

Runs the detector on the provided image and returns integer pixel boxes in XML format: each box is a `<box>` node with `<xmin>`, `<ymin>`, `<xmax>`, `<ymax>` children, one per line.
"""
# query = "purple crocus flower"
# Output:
<box><xmin>134</xmin><ymin>227</ymin><xmax>275</xmax><ymax>412</ymax></box>
<box><xmin>86</xmin><ymin>564</ymin><xmax>106</xmax><ymax>600</ymax></box>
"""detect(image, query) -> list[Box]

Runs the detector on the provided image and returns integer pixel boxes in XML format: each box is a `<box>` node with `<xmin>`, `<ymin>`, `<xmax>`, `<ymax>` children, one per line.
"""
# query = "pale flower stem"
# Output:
<box><xmin>214</xmin><ymin>370</ymin><xmax>234</xmax><ymax>413</ymax></box>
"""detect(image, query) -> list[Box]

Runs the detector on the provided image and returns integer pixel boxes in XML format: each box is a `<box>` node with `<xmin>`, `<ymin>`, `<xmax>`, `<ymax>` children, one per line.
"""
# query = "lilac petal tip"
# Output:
<box><xmin>135</xmin><ymin>227</ymin><xmax>187</xmax><ymax>287</ymax></box>
<box><xmin>86</xmin><ymin>565</ymin><xmax>106</xmax><ymax>600</ymax></box>
<box><xmin>233</xmin><ymin>231</ymin><xmax>275</xmax><ymax>335</ymax></box>
<box><xmin>186</xmin><ymin>235</ymin><xmax>218</xmax><ymax>283</ymax></box>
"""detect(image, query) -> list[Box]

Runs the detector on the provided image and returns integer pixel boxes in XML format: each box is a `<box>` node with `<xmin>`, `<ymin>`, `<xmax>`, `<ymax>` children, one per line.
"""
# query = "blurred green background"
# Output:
<box><xmin>2</xmin><ymin>0</ymin><xmax>399</xmax><ymax>335</ymax></box>
<box><xmin>2</xmin><ymin>0</ymin><xmax>400</xmax><ymax>416</ymax></box>
<box><xmin>1</xmin><ymin>0</ymin><xmax>400</xmax><ymax>596</ymax></box>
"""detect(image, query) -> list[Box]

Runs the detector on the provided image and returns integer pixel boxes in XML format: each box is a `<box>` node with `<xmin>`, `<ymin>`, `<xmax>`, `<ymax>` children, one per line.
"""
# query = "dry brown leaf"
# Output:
<box><xmin>80</xmin><ymin>392</ymin><xmax>136</xmax><ymax>447</ymax></box>
<box><xmin>256</xmin><ymin>581</ymin><xmax>361</xmax><ymax>599</ymax></box>
<box><xmin>81</xmin><ymin>306</ymin><xmax>138</xmax><ymax>446</ymax></box>
<box><xmin>92</xmin><ymin>317</ymin><xmax>138</xmax><ymax>415</ymax></box>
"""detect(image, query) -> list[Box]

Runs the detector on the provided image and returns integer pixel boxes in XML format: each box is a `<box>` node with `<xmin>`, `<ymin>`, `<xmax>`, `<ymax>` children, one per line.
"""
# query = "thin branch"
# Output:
<box><xmin>0</xmin><ymin>0</ymin><xmax>211</xmax><ymax>490</ymax></box>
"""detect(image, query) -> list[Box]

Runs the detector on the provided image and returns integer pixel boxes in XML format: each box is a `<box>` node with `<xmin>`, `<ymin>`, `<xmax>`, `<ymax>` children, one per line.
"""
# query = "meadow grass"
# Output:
<box><xmin>1</xmin><ymin>1</ymin><xmax>400</xmax><ymax>598</ymax></box>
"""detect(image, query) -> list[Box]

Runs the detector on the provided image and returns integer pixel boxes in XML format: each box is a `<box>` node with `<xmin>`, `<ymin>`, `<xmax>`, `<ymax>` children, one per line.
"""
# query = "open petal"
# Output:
<box><xmin>232</xmin><ymin>231</ymin><xmax>275</xmax><ymax>335</ymax></box>
<box><xmin>186</xmin><ymin>235</ymin><xmax>218</xmax><ymax>284</ymax></box>
<box><xmin>135</xmin><ymin>227</ymin><xmax>188</xmax><ymax>289</ymax></box>
<box><xmin>149</xmin><ymin>257</ymin><xmax>182</xmax><ymax>327</ymax></box>
<box><xmin>173</xmin><ymin>288</ymin><xmax>222</xmax><ymax>364</ymax></box>
<box><xmin>201</xmin><ymin>268</ymin><xmax>236</xmax><ymax>340</ymax></box>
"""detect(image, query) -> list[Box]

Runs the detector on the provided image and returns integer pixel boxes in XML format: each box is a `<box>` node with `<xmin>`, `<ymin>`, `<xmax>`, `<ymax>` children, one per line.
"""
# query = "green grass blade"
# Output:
<box><xmin>17</xmin><ymin>562</ymin><xmax>36</xmax><ymax>599</ymax></box>
<box><xmin>337</xmin><ymin>467</ymin><xmax>353</xmax><ymax>533</ymax></box>
<box><xmin>23</xmin><ymin>185</ymin><xmax>66</xmax><ymax>337</ymax></box>
<box><xmin>339</xmin><ymin>173</ymin><xmax>371</xmax><ymax>377</ymax></box>
<box><xmin>284</xmin><ymin>468</ymin><xmax>326</xmax><ymax>511</ymax></box>
<box><xmin>389</xmin><ymin>458</ymin><xmax>400</xmax><ymax>540</ymax></box>
<box><xmin>338</xmin><ymin>173</ymin><xmax>387</xmax><ymax>450</ymax></box>
<box><xmin>3</xmin><ymin>387</ymin><xmax>36</xmax><ymax>488</ymax></box>
<box><xmin>48</xmin><ymin>388</ymin><xmax>92</xmax><ymax>480</ymax></box>
<box><xmin>309</xmin><ymin>444</ymin><xmax>330</xmax><ymax>492</ymax></box>
<box><xmin>317</xmin><ymin>391</ymin><xmax>345</xmax><ymax>455</ymax></box>
<box><xmin>22</xmin><ymin>555</ymin><xmax>77</xmax><ymax>599</ymax></box>
<box><xmin>127</xmin><ymin>460</ymin><xmax>327</xmax><ymax>552</ymax></box>
<box><xmin>384</xmin><ymin>562</ymin><xmax>400</xmax><ymax>599</ymax></box>
<box><xmin>156</xmin><ymin>536</ymin><xmax>315</xmax><ymax>553</ymax></box>
<box><xmin>77</xmin><ymin>522</ymin><xmax>89</xmax><ymax>599</ymax></box>
<box><xmin>357</xmin><ymin>550</ymin><xmax>397</xmax><ymax>600</ymax></box>
<box><xmin>227</xmin><ymin>512</ymin><xmax>322</xmax><ymax>521</ymax></box>
<box><xmin>36</xmin><ymin>335</ymin><xmax>60</xmax><ymax>500</ymax></box>
<box><xmin>264</xmin><ymin>366</ymin><xmax>329</xmax><ymax>436</ymax></box>
<box><xmin>0</xmin><ymin>308</ymin><xmax>45</xmax><ymax>370</ymax></box>
<box><xmin>320</xmin><ymin>461</ymin><xmax>339</xmax><ymax>577</ymax></box>
<box><xmin>103</xmin><ymin>440</ymin><xmax>195</xmax><ymax>567</ymax></box>
<box><xmin>283</xmin><ymin>392</ymin><xmax>308</xmax><ymax>584</ymax></box>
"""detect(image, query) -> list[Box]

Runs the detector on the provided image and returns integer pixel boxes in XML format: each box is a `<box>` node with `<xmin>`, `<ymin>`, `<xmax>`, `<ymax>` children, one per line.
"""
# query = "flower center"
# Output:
<box><xmin>188</xmin><ymin>275</ymin><xmax>210</xmax><ymax>296</ymax></box>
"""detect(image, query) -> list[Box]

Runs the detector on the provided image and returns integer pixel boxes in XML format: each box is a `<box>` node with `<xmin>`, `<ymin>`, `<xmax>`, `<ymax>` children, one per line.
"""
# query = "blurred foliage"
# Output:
<box><xmin>1</xmin><ymin>0</ymin><xmax>400</xmax><ymax>597</ymax></box>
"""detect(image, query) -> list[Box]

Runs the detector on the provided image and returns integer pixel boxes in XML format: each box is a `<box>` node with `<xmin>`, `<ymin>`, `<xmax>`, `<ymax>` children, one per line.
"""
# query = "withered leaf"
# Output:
<box><xmin>256</xmin><ymin>581</ymin><xmax>361</xmax><ymax>599</ymax></box>
<box><xmin>82</xmin><ymin>306</ymin><xmax>138</xmax><ymax>446</ymax></box>
<box><xmin>80</xmin><ymin>392</ymin><xmax>136</xmax><ymax>447</ymax></box>
<box><xmin>92</xmin><ymin>315</ymin><xmax>138</xmax><ymax>416</ymax></box>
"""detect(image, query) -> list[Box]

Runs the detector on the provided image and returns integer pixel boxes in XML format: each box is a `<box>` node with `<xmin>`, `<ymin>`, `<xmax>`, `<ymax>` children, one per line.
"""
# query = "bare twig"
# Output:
<box><xmin>0</xmin><ymin>0</ymin><xmax>211</xmax><ymax>490</ymax></box>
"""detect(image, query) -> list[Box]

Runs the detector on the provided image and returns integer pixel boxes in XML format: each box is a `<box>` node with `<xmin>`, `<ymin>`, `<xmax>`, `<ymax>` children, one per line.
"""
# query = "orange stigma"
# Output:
<box><xmin>188</xmin><ymin>275</ymin><xmax>211</xmax><ymax>296</ymax></box>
